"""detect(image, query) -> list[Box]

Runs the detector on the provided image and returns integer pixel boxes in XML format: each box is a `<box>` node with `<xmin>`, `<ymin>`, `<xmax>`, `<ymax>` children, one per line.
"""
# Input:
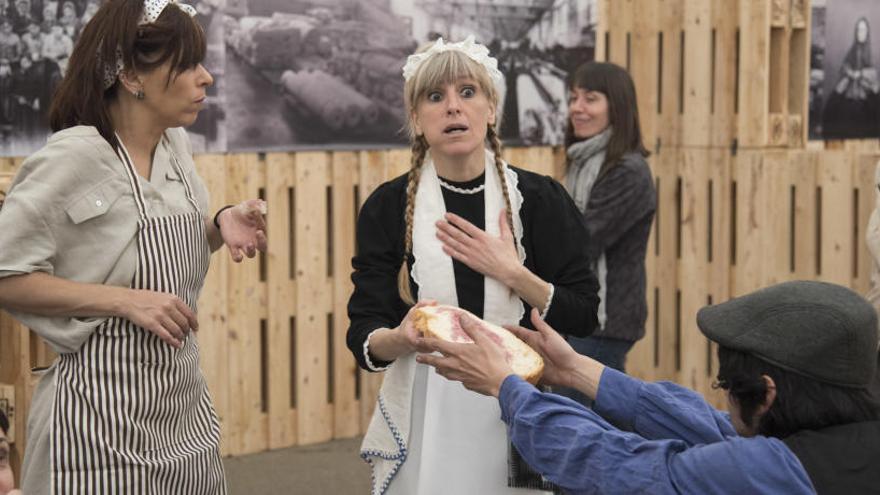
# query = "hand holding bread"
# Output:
<box><xmin>415</xmin><ymin>305</ymin><xmax>544</xmax><ymax>397</ymax></box>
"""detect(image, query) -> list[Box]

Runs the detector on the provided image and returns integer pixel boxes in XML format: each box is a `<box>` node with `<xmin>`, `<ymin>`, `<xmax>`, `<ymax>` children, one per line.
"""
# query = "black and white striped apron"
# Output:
<box><xmin>50</xmin><ymin>136</ymin><xmax>226</xmax><ymax>494</ymax></box>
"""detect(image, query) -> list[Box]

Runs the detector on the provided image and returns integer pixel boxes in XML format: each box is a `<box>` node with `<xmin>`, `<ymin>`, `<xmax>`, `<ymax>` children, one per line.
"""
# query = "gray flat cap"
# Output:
<box><xmin>697</xmin><ymin>280</ymin><xmax>879</xmax><ymax>388</ymax></box>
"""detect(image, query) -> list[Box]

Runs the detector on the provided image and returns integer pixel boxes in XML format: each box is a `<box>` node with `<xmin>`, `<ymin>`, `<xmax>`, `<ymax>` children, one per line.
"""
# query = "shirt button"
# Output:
<box><xmin>95</xmin><ymin>199</ymin><xmax>103</xmax><ymax>207</ymax></box>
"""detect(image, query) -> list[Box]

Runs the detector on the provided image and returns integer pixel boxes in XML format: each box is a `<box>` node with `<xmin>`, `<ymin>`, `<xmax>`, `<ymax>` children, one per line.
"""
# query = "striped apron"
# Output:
<box><xmin>50</xmin><ymin>137</ymin><xmax>226</xmax><ymax>494</ymax></box>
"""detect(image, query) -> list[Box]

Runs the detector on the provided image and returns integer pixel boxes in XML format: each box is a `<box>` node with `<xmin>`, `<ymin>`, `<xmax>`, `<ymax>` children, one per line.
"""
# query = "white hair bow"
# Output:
<box><xmin>140</xmin><ymin>0</ymin><xmax>196</xmax><ymax>24</ymax></box>
<box><xmin>402</xmin><ymin>35</ymin><xmax>504</xmax><ymax>90</ymax></box>
<box><xmin>101</xmin><ymin>0</ymin><xmax>197</xmax><ymax>89</ymax></box>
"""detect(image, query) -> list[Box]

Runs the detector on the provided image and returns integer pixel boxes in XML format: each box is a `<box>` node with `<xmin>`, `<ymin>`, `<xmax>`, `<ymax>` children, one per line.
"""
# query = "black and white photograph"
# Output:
<box><xmin>223</xmin><ymin>0</ymin><xmax>415</xmax><ymax>151</ymax></box>
<box><xmin>0</xmin><ymin>0</ymin><xmax>226</xmax><ymax>156</ymax></box>
<box><xmin>224</xmin><ymin>0</ymin><xmax>598</xmax><ymax>151</ymax></box>
<box><xmin>810</xmin><ymin>0</ymin><xmax>880</xmax><ymax>140</ymax></box>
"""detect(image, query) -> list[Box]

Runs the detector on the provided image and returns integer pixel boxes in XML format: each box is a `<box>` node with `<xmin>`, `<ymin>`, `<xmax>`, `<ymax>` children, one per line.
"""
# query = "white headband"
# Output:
<box><xmin>101</xmin><ymin>0</ymin><xmax>197</xmax><ymax>89</ymax></box>
<box><xmin>402</xmin><ymin>35</ymin><xmax>504</xmax><ymax>91</ymax></box>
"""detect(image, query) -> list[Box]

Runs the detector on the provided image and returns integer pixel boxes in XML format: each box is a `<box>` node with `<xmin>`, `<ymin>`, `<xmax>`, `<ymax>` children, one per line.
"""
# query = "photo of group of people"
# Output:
<box><xmin>0</xmin><ymin>0</ymin><xmax>97</xmax><ymax>155</ymax></box>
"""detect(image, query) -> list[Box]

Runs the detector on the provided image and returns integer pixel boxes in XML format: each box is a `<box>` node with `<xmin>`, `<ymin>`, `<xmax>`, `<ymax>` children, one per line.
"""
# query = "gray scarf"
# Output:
<box><xmin>564</xmin><ymin>127</ymin><xmax>612</xmax><ymax>331</ymax></box>
<box><xmin>564</xmin><ymin>128</ymin><xmax>612</xmax><ymax>212</ymax></box>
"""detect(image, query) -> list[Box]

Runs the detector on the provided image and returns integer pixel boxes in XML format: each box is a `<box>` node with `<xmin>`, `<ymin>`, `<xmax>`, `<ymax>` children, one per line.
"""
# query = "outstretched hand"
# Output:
<box><xmin>218</xmin><ymin>199</ymin><xmax>268</xmax><ymax>262</ymax></box>
<box><xmin>505</xmin><ymin>309</ymin><xmax>583</xmax><ymax>388</ymax></box>
<box><xmin>416</xmin><ymin>314</ymin><xmax>514</xmax><ymax>397</ymax></box>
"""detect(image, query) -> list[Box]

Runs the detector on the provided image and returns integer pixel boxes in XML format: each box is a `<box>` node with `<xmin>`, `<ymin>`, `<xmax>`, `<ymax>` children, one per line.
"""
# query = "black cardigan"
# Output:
<box><xmin>346</xmin><ymin>165</ymin><xmax>600</xmax><ymax>371</ymax></box>
<box><xmin>581</xmin><ymin>152</ymin><xmax>656</xmax><ymax>342</ymax></box>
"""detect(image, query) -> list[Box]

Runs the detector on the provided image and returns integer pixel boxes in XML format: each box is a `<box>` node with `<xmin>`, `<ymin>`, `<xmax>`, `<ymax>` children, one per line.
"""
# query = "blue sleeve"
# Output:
<box><xmin>498</xmin><ymin>375</ymin><xmax>816</xmax><ymax>495</ymax></box>
<box><xmin>594</xmin><ymin>368</ymin><xmax>738</xmax><ymax>445</ymax></box>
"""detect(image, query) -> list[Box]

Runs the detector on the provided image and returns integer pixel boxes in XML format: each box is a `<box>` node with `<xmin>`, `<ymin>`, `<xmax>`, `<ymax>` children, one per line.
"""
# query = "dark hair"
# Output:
<box><xmin>715</xmin><ymin>346</ymin><xmax>880</xmax><ymax>438</ymax></box>
<box><xmin>0</xmin><ymin>409</ymin><xmax>8</xmax><ymax>436</ymax></box>
<box><xmin>564</xmin><ymin>61</ymin><xmax>649</xmax><ymax>177</ymax></box>
<box><xmin>49</xmin><ymin>0</ymin><xmax>206</xmax><ymax>151</ymax></box>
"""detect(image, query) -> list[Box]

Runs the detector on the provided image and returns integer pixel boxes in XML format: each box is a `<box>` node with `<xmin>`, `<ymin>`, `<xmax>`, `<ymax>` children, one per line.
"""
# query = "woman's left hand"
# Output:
<box><xmin>218</xmin><ymin>199</ymin><xmax>268</xmax><ymax>262</ymax></box>
<box><xmin>436</xmin><ymin>209</ymin><xmax>521</xmax><ymax>285</ymax></box>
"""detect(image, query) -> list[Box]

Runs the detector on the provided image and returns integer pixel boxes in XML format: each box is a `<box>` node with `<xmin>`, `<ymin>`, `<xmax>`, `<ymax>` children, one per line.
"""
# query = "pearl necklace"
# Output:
<box><xmin>438</xmin><ymin>179</ymin><xmax>485</xmax><ymax>195</ymax></box>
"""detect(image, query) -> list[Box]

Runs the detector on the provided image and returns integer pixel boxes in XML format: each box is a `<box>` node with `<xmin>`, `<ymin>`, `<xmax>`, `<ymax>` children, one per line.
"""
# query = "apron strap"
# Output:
<box><xmin>114</xmin><ymin>134</ymin><xmax>150</xmax><ymax>223</ymax></box>
<box><xmin>114</xmin><ymin>133</ymin><xmax>203</xmax><ymax>221</ymax></box>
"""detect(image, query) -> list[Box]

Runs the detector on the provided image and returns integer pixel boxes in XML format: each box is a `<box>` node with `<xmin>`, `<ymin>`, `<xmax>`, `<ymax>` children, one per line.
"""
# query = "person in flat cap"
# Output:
<box><xmin>418</xmin><ymin>280</ymin><xmax>880</xmax><ymax>494</ymax></box>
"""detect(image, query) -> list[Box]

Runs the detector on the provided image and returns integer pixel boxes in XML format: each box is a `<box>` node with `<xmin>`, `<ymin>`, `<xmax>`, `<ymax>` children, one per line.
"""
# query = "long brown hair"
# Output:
<box><xmin>397</xmin><ymin>46</ymin><xmax>513</xmax><ymax>305</ymax></box>
<box><xmin>48</xmin><ymin>0</ymin><xmax>206</xmax><ymax>152</ymax></box>
<box><xmin>564</xmin><ymin>62</ymin><xmax>649</xmax><ymax>177</ymax></box>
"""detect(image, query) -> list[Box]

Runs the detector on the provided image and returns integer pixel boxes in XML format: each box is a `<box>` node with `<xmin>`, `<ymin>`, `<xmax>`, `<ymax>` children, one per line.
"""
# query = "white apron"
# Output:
<box><xmin>362</xmin><ymin>150</ymin><xmax>550</xmax><ymax>495</ymax></box>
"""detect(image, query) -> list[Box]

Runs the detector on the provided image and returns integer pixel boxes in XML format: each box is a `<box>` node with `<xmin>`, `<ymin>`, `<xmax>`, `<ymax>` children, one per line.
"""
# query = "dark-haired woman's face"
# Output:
<box><xmin>569</xmin><ymin>87</ymin><xmax>609</xmax><ymax>139</ymax></box>
<box><xmin>139</xmin><ymin>61</ymin><xmax>213</xmax><ymax>128</ymax></box>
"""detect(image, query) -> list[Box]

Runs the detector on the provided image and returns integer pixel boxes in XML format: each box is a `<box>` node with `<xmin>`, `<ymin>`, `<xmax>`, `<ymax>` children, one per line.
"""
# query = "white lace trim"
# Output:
<box><xmin>540</xmin><ymin>283</ymin><xmax>555</xmax><ymax>320</ymax></box>
<box><xmin>363</xmin><ymin>328</ymin><xmax>392</xmax><ymax>372</ymax></box>
<box><xmin>438</xmin><ymin>179</ymin><xmax>485</xmax><ymax>195</ymax></box>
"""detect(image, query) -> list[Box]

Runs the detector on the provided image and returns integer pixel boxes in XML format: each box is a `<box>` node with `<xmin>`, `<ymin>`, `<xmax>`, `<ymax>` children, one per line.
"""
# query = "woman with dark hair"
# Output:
<box><xmin>419</xmin><ymin>280</ymin><xmax>880</xmax><ymax>493</ymax></box>
<box><xmin>823</xmin><ymin>17</ymin><xmax>880</xmax><ymax>138</ymax></box>
<box><xmin>0</xmin><ymin>0</ymin><xmax>267</xmax><ymax>493</ymax></box>
<box><xmin>557</xmin><ymin>61</ymin><xmax>655</xmax><ymax>404</ymax></box>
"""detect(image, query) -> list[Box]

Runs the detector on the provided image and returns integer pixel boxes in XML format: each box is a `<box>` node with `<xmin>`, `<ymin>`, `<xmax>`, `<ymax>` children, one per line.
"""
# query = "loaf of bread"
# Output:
<box><xmin>413</xmin><ymin>305</ymin><xmax>544</xmax><ymax>385</ymax></box>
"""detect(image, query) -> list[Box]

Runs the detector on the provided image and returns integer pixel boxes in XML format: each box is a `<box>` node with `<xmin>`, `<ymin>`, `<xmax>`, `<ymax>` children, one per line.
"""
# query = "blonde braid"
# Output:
<box><xmin>397</xmin><ymin>135</ymin><xmax>429</xmax><ymax>305</ymax></box>
<box><xmin>487</xmin><ymin>124</ymin><xmax>514</xmax><ymax>232</ymax></box>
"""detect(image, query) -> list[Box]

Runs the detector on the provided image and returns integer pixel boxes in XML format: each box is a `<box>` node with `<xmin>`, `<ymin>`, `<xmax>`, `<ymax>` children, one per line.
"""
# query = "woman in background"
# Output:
<box><xmin>556</xmin><ymin>61</ymin><xmax>656</xmax><ymax>406</ymax></box>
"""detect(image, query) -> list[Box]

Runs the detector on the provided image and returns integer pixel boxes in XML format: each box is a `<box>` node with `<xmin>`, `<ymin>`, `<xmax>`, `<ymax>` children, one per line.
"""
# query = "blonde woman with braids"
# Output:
<box><xmin>347</xmin><ymin>36</ymin><xmax>600</xmax><ymax>495</ymax></box>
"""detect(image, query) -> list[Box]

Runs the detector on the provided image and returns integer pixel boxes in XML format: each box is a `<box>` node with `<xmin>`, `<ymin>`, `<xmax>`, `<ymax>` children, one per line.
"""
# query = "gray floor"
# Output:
<box><xmin>224</xmin><ymin>436</ymin><xmax>370</xmax><ymax>494</ymax></box>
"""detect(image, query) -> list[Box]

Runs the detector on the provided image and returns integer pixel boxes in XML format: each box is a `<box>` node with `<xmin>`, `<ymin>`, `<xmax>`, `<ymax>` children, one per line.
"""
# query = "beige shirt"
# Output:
<box><xmin>0</xmin><ymin>126</ymin><xmax>211</xmax><ymax>494</ymax></box>
<box><xmin>0</xmin><ymin>125</ymin><xmax>210</xmax><ymax>354</ymax></box>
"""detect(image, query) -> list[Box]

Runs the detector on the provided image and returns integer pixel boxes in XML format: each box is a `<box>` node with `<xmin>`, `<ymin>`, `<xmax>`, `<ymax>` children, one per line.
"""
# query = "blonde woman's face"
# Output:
<box><xmin>412</xmin><ymin>77</ymin><xmax>496</xmax><ymax>159</ymax></box>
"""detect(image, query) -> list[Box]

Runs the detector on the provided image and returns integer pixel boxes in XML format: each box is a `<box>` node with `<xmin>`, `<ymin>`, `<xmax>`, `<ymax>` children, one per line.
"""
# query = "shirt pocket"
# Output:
<box><xmin>65</xmin><ymin>178</ymin><xmax>128</xmax><ymax>225</ymax></box>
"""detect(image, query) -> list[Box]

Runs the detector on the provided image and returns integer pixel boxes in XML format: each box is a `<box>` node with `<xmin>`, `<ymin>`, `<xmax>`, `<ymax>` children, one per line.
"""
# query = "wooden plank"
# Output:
<box><xmin>225</xmin><ymin>153</ymin><xmax>268</xmax><ymax>455</ymax></box>
<box><xmin>357</xmin><ymin>150</ymin><xmax>389</xmax><ymax>432</ymax></box>
<box><xmin>853</xmin><ymin>154</ymin><xmax>879</xmax><ymax>293</ymax></box>
<box><xmin>654</xmin><ymin>149</ymin><xmax>679</xmax><ymax>381</ymax></box>
<box><xmin>762</xmin><ymin>150</ymin><xmax>794</xmax><ymax>284</ymax></box>
<box><xmin>605</xmin><ymin>0</ymin><xmax>632</xmax><ymax>68</ymax></box>
<box><xmin>817</xmin><ymin>151</ymin><xmax>854</xmax><ymax>286</ymax></box>
<box><xmin>737</xmin><ymin>0</ymin><xmax>771</xmax><ymax>147</ymax></box>
<box><xmin>788</xmin><ymin>7</ymin><xmax>810</xmax><ymax>148</ymax></box>
<box><xmin>733</xmin><ymin>150</ymin><xmax>769</xmax><ymax>295</ymax></box>
<box><xmin>631</xmin><ymin>0</ymin><xmax>659</xmax><ymax>152</ymax></box>
<box><xmin>710</xmin><ymin>0</ymin><xmax>739</xmax><ymax>148</ymax></box>
<box><xmin>193</xmin><ymin>154</ymin><xmax>232</xmax><ymax>455</ymax></box>
<box><xmin>265</xmin><ymin>152</ymin><xmax>297</xmax><ymax>450</ymax></box>
<box><xmin>680</xmin><ymin>0</ymin><xmax>712</xmax><ymax>147</ymax></box>
<box><xmin>294</xmin><ymin>151</ymin><xmax>333</xmax><ymax>445</ymax></box>
<box><xmin>677</xmin><ymin>148</ymin><xmax>710</xmax><ymax>394</ymax></box>
<box><xmin>331</xmin><ymin>151</ymin><xmax>361</xmax><ymax>439</ymax></box>
<box><xmin>594</xmin><ymin>0</ymin><xmax>609</xmax><ymax>62</ymax></box>
<box><xmin>790</xmin><ymin>150</ymin><xmax>819</xmax><ymax>280</ymax></box>
<box><xmin>657</xmin><ymin>0</ymin><xmax>684</xmax><ymax>150</ymax></box>
<box><xmin>387</xmin><ymin>148</ymin><xmax>412</xmax><ymax>179</ymax></box>
<box><xmin>770</xmin><ymin>0</ymin><xmax>788</xmax><ymax>28</ymax></box>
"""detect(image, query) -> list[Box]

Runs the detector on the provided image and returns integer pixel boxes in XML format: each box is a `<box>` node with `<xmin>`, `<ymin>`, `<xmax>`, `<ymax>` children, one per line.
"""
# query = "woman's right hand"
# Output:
<box><xmin>506</xmin><ymin>308</ymin><xmax>581</xmax><ymax>388</ymax></box>
<box><xmin>122</xmin><ymin>289</ymin><xmax>199</xmax><ymax>348</ymax></box>
<box><xmin>396</xmin><ymin>299</ymin><xmax>437</xmax><ymax>353</ymax></box>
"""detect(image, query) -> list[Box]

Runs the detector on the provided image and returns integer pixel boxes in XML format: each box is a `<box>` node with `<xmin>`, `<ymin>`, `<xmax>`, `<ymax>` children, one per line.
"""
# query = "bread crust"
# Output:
<box><xmin>413</xmin><ymin>306</ymin><xmax>544</xmax><ymax>385</ymax></box>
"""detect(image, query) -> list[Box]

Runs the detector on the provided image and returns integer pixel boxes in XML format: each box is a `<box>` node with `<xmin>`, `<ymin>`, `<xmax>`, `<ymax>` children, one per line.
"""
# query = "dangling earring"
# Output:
<box><xmin>135</xmin><ymin>89</ymin><xmax>145</xmax><ymax>100</ymax></box>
